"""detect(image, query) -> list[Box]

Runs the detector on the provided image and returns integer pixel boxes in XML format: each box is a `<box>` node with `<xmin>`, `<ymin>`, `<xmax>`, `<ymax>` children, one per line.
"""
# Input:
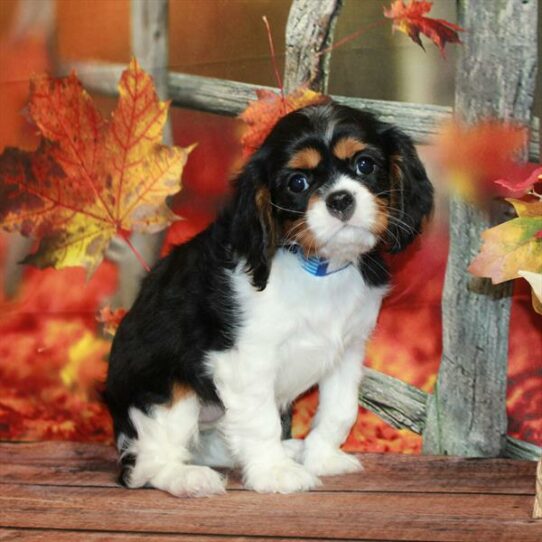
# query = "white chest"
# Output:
<box><xmin>224</xmin><ymin>250</ymin><xmax>386</xmax><ymax>406</ymax></box>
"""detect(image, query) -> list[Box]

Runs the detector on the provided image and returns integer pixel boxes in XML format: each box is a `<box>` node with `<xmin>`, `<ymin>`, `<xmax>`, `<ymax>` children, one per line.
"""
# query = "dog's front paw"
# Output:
<box><xmin>304</xmin><ymin>446</ymin><xmax>363</xmax><ymax>477</ymax></box>
<box><xmin>245</xmin><ymin>459</ymin><xmax>320</xmax><ymax>494</ymax></box>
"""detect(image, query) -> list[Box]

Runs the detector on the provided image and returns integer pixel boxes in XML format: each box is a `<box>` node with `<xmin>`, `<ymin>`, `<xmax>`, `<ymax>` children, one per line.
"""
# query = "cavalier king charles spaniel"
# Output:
<box><xmin>105</xmin><ymin>102</ymin><xmax>433</xmax><ymax>497</ymax></box>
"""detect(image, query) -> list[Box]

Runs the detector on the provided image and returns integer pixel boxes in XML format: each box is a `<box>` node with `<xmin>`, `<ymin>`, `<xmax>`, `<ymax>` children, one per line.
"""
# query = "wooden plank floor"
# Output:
<box><xmin>0</xmin><ymin>442</ymin><xmax>540</xmax><ymax>541</ymax></box>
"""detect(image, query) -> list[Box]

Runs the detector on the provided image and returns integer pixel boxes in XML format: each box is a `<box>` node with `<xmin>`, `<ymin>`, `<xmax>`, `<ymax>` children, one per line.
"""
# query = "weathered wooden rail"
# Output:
<box><xmin>360</xmin><ymin>368</ymin><xmax>541</xmax><ymax>461</ymax></box>
<box><xmin>66</xmin><ymin>60</ymin><xmax>540</xmax><ymax>161</ymax></box>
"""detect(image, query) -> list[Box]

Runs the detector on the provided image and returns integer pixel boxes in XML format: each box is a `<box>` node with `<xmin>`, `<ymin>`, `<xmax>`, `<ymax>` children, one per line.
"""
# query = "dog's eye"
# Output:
<box><xmin>355</xmin><ymin>156</ymin><xmax>375</xmax><ymax>176</ymax></box>
<box><xmin>288</xmin><ymin>173</ymin><xmax>310</xmax><ymax>193</ymax></box>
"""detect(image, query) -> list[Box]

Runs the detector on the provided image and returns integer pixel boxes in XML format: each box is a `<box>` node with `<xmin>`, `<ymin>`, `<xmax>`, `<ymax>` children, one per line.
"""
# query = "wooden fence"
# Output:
<box><xmin>10</xmin><ymin>0</ymin><xmax>542</xmax><ymax>461</ymax></box>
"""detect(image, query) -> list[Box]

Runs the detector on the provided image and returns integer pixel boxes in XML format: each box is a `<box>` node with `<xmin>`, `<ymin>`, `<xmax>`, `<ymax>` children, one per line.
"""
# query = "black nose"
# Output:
<box><xmin>326</xmin><ymin>190</ymin><xmax>355</xmax><ymax>221</ymax></box>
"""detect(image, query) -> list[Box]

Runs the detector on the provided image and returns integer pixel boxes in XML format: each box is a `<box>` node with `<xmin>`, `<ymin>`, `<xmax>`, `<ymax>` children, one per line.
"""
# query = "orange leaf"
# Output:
<box><xmin>384</xmin><ymin>0</ymin><xmax>463</xmax><ymax>57</ymax></box>
<box><xmin>0</xmin><ymin>58</ymin><xmax>193</xmax><ymax>276</ymax></box>
<box><xmin>239</xmin><ymin>87</ymin><xmax>329</xmax><ymax>158</ymax></box>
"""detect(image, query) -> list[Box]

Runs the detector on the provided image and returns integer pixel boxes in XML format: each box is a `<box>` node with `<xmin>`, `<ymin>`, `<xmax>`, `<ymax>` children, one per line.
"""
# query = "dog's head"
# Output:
<box><xmin>230</xmin><ymin>102</ymin><xmax>433</xmax><ymax>290</ymax></box>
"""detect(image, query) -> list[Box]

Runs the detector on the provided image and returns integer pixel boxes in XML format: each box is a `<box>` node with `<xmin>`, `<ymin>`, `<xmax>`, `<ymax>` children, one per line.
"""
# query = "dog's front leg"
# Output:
<box><xmin>216</xmin><ymin>363</ymin><xmax>320</xmax><ymax>493</ymax></box>
<box><xmin>303</xmin><ymin>343</ymin><xmax>364</xmax><ymax>476</ymax></box>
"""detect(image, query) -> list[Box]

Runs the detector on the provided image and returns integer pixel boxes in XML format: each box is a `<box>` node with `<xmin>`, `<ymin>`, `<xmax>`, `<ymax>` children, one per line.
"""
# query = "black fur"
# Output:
<box><xmin>379</xmin><ymin>126</ymin><xmax>434</xmax><ymax>252</ymax></box>
<box><xmin>228</xmin><ymin>155</ymin><xmax>277</xmax><ymax>291</ymax></box>
<box><xmin>105</xmin><ymin>102</ymin><xmax>432</xmax><ymax>482</ymax></box>
<box><xmin>104</xmin><ymin>221</ymin><xmax>239</xmax><ymax>436</ymax></box>
<box><xmin>358</xmin><ymin>250</ymin><xmax>390</xmax><ymax>288</ymax></box>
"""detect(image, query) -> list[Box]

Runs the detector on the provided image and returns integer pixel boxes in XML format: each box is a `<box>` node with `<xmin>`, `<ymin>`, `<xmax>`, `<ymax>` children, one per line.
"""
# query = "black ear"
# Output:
<box><xmin>229</xmin><ymin>156</ymin><xmax>278</xmax><ymax>290</ymax></box>
<box><xmin>381</xmin><ymin>127</ymin><xmax>434</xmax><ymax>252</ymax></box>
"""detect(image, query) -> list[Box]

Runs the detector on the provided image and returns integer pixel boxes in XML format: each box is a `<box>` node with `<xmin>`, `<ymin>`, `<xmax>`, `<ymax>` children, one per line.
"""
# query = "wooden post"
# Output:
<box><xmin>283</xmin><ymin>0</ymin><xmax>343</xmax><ymax>93</ymax></box>
<box><xmin>423</xmin><ymin>0</ymin><xmax>538</xmax><ymax>457</ymax></box>
<box><xmin>113</xmin><ymin>0</ymin><xmax>172</xmax><ymax>308</ymax></box>
<box><xmin>130</xmin><ymin>0</ymin><xmax>171</xmax><ymax>111</ymax></box>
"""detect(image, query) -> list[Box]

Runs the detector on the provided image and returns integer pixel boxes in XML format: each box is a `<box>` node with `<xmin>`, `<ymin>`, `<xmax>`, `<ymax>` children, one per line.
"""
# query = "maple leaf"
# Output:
<box><xmin>239</xmin><ymin>87</ymin><xmax>329</xmax><ymax>158</ymax></box>
<box><xmin>384</xmin><ymin>0</ymin><xmax>463</xmax><ymax>57</ymax></box>
<box><xmin>469</xmin><ymin>199</ymin><xmax>542</xmax><ymax>284</ymax></box>
<box><xmin>0</xmin><ymin>58</ymin><xmax>193</xmax><ymax>275</ymax></box>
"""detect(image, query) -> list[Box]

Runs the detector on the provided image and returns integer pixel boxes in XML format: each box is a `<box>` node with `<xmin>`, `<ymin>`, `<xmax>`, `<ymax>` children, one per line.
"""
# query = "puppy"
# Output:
<box><xmin>105</xmin><ymin>102</ymin><xmax>433</xmax><ymax>497</ymax></box>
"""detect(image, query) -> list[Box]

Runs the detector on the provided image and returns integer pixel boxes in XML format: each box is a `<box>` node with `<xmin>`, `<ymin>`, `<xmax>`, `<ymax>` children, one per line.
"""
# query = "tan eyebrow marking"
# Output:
<box><xmin>333</xmin><ymin>137</ymin><xmax>367</xmax><ymax>160</ymax></box>
<box><xmin>287</xmin><ymin>147</ymin><xmax>322</xmax><ymax>170</ymax></box>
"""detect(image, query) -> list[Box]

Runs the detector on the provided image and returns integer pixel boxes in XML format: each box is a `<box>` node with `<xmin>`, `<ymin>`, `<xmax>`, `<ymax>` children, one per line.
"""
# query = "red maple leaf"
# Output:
<box><xmin>384</xmin><ymin>0</ymin><xmax>463</xmax><ymax>57</ymax></box>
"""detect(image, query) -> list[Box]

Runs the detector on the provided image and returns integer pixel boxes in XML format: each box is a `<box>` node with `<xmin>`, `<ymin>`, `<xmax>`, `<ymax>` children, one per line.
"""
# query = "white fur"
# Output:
<box><xmin>206</xmin><ymin>248</ymin><xmax>386</xmax><ymax>493</ymax></box>
<box><xmin>120</xmin><ymin>395</ymin><xmax>226</xmax><ymax>497</ymax></box>
<box><xmin>307</xmin><ymin>175</ymin><xmax>380</xmax><ymax>261</ymax></box>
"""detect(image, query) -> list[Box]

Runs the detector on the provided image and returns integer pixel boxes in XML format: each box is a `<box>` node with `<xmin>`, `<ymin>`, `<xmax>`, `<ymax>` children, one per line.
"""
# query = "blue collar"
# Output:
<box><xmin>285</xmin><ymin>245</ymin><xmax>353</xmax><ymax>277</ymax></box>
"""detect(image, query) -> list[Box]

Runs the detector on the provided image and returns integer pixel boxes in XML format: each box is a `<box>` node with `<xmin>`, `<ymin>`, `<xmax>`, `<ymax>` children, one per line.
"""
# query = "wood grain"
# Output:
<box><xmin>1</xmin><ymin>483</ymin><xmax>540</xmax><ymax>542</ymax></box>
<box><xmin>360</xmin><ymin>368</ymin><xmax>427</xmax><ymax>435</ymax></box>
<box><xmin>1</xmin><ymin>442</ymin><xmax>540</xmax><ymax>541</ymax></box>
<box><xmin>0</xmin><ymin>528</ymin><xmax>317</xmax><ymax>541</ymax></box>
<box><xmin>283</xmin><ymin>0</ymin><xmax>342</xmax><ymax>93</ymax></box>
